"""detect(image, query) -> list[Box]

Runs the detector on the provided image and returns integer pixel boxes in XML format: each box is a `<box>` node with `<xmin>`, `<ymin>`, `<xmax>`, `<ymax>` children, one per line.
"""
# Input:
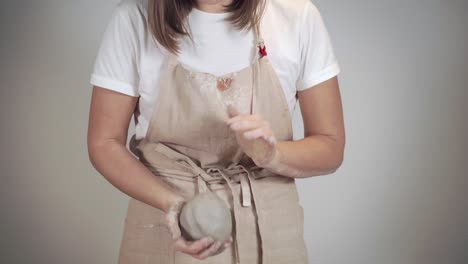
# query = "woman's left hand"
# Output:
<box><xmin>226</xmin><ymin>104</ymin><xmax>279</xmax><ymax>167</ymax></box>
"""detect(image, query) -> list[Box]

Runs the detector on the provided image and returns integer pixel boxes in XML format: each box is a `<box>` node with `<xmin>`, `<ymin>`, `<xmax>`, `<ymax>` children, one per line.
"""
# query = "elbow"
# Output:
<box><xmin>318</xmin><ymin>143</ymin><xmax>344</xmax><ymax>176</ymax></box>
<box><xmin>87</xmin><ymin>138</ymin><xmax>101</xmax><ymax>170</ymax></box>
<box><xmin>294</xmin><ymin>140</ymin><xmax>344</xmax><ymax>178</ymax></box>
<box><xmin>313</xmin><ymin>160</ymin><xmax>341</xmax><ymax>178</ymax></box>
<box><xmin>87</xmin><ymin>135</ymin><xmax>111</xmax><ymax>170</ymax></box>
<box><xmin>328</xmin><ymin>133</ymin><xmax>345</xmax><ymax>173</ymax></box>
<box><xmin>316</xmin><ymin>133</ymin><xmax>345</xmax><ymax>176</ymax></box>
<box><xmin>327</xmin><ymin>143</ymin><xmax>345</xmax><ymax>174</ymax></box>
<box><xmin>319</xmin><ymin>161</ymin><xmax>341</xmax><ymax>176</ymax></box>
<box><xmin>333</xmin><ymin>144</ymin><xmax>345</xmax><ymax>171</ymax></box>
<box><xmin>87</xmin><ymin>135</ymin><xmax>126</xmax><ymax>168</ymax></box>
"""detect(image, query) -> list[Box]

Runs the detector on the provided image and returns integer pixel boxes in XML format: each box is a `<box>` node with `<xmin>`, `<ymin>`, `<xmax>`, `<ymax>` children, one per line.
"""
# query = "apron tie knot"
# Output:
<box><xmin>205</xmin><ymin>165</ymin><xmax>255</xmax><ymax>207</ymax></box>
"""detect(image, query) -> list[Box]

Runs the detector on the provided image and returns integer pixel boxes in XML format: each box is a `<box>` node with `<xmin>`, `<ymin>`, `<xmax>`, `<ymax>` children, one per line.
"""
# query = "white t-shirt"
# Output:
<box><xmin>90</xmin><ymin>0</ymin><xmax>341</xmax><ymax>140</ymax></box>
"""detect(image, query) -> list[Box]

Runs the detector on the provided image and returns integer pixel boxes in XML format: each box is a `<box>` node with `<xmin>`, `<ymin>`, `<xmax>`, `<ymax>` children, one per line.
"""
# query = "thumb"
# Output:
<box><xmin>226</xmin><ymin>104</ymin><xmax>239</xmax><ymax>118</ymax></box>
<box><xmin>165</xmin><ymin>212</ymin><xmax>182</xmax><ymax>240</ymax></box>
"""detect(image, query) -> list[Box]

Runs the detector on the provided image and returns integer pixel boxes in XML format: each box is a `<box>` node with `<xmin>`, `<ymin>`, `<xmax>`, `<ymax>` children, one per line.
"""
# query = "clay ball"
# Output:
<box><xmin>179</xmin><ymin>192</ymin><xmax>232</xmax><ymax>242</ymax></box>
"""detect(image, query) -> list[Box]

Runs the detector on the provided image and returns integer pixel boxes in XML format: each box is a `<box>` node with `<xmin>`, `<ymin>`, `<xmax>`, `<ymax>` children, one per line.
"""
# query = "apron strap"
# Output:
<box><xmin>197</xmin><ymin>176</ymin><xmax>209</xmax><ymax>193</ymax></box>
<box><xmin>253</xmin><ymin>21</ymin><xmax>267</xmax><ymax>60</ymax></box>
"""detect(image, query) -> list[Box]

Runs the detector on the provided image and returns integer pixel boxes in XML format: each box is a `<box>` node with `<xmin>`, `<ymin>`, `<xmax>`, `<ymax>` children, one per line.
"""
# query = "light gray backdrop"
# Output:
<box><xmin>1</xmin><ymin>0</ymin><xmax>467</xmax><ymax>263</ymax></box>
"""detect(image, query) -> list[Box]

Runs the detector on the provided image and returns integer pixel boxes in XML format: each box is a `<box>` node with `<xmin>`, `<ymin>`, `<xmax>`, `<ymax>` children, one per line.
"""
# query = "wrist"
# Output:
<box><xmin>250</xmin><ymin>136</ymin><xmax>278</xmax><ymax>166</ymax></box>
<box><xmin>259</xmin><ymin>146</ymin><xmax>281</xmax><ymax>171</ymax></box>
<box><xmin>259</xmin><ymin>143</ymin><xmax>299</xmax><ymax>178</ymax></box>
<box><xmin>163</xmin><ymin>194</ymin><xmax>186</xmax><ymax>214</ymax></box>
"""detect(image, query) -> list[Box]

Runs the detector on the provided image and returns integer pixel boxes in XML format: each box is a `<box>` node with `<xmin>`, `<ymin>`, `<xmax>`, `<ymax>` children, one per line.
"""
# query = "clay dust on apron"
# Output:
<box><xmin>118</xmin><ymin>23</ymin><xmax>309</xmax><ymax>264</ymax></box>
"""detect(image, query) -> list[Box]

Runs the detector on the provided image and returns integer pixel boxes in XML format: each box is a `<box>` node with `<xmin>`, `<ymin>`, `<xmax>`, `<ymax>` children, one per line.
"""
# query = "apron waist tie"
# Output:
<box><xmin>129</xmin><ymin>137</ymin><xmax>265</xmax><ymax>263</ymax></box>
<box><xmin>205</xmin><ymin>166</ymin><xmax>253</xmax><ymax>263</ymax></box>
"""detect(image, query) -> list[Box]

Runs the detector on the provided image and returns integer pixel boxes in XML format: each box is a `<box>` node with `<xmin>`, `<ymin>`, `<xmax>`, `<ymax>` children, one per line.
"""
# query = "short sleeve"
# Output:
<box><xmin>90</xmin><ymin>2</ymin><xmax>141</xmax><ymax>97</ymax></box>
<box><xmin>296</xmin><ymin>2</ymin><xmax>341</xmax><ymax>91</ymax></box>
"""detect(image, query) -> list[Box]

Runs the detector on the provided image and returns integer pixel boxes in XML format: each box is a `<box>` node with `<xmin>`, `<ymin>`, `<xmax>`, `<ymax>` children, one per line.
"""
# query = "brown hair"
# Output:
<box><xmin>148</xmin><ymin>0</ymin><xmax>266</xmax><ymax>54</ymax></box>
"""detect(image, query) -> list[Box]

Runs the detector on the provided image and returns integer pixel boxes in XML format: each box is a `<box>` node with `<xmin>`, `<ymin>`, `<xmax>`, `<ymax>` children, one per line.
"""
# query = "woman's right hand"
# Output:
<box><xmin>164</xmin><ymin>198</ymin><xmax>233</xmax><ymax>260</ymax></box>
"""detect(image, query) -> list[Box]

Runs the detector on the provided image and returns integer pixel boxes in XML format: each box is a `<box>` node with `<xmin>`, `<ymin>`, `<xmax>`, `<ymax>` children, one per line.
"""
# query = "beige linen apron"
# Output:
<box><xmin>118</xmin><ymin>24</ymin><xmax>309</xmax><ymax>264</ymax></box>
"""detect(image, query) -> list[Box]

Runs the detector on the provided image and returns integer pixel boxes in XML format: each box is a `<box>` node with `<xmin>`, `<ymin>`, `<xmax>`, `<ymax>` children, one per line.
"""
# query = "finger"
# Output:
<box><xmin>256</xmin><ymin>132</ymin><xmax>277</xmax><ymax>145</ymax></box>
<box><xmin>219</xmin><ymin>241</ymin><xmax>232</xmax><ymax>252</ymax></box>
<box><xmin>227</xmin><ymin>104</ymin><xmax>239</xmax><ymax>118</ymax></box>
<box><xmin>265</xmin><ymin>135</ymin><xmax>277</xmax><ymax>145</ymax></box>
<box><xmin>218</xmin><ymin>236</ymin><xmax>233</xmax><ymax>252</ymax></box>
<box><xmin>174</xmin><ymin>237</ymin><xmax>213</xmax><ymax>255</ymax></box>
<box><xmin>173</xmin><ymin>238</ymin><xmax>187</xmax><ymax>252</ymax></box>
<box><xmin>173</xmin><ymin>237</ymin><xmax>192</xmax><ymax>252</ymax></box>
<box><xmin>175</xmin><ymin>239</ymin><xmax>211</xmax><ymax>256</ymax></box>
<box><xmin>226</xmin><ymin>115</ymin><xmax>244</xmax><ymax>125</ymax></box>
<box><xmin>226</xmin><ymin>113</ymin><xmax>261</xmax><ymax>125</ymax></box>
<box><xmin>194</xmin><ymin>240</ymin><xmax>223</xmax><ymax>260</ymax></box>
<box><xmin>243</xmin><ymin>127</ymin><xmax>272</xmax><ymax>140</ymax></box>
<box><xmin>229</xmin><ymin>119</ymin><xmax>264</xmax><ymax>131</ymax></box>
<box><xmin>212</xmin><ymin>238</ymin><xmax>233</xmax><ymax>256</ymax></box>
<box><xmin>220</xmin><ymin>239</ymin><xmax>233</xmax><ymax>251</ymax></box>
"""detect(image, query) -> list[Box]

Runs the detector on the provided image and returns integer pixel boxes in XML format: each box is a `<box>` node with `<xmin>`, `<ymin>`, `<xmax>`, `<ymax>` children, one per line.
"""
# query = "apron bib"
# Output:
<box><xmin>118</xmin><ymin>22</ymin><xmax>309</xmax><ymax>264</ymax></box>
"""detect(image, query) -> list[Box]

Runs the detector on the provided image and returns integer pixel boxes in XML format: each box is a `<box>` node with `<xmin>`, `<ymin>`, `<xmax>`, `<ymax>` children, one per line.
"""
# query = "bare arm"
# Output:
<box><xmin>273</xmin><ymin>76</ymin><xmax>345</xmax><ymax>178</ymax></box>
<box><xmin>87</xmin><ymin>86</ymin><xmax>183</xmax><ymax>213</ymax></box>
<box><xmin>225</xmin><ymin>76</ymin><xmax>345</xmax><ymax>179</ymax></box>
<box><xmin>87</xmin><ymin>86</ymin><xmax>231</xmax><ymax>258</ymax></box>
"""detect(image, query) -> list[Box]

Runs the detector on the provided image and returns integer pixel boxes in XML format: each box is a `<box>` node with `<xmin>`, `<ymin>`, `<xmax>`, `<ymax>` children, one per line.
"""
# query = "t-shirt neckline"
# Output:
<box><xmin>190</xmin><ymin>6</ymin><xmax>231</xmax><ymax>20</ymax></box>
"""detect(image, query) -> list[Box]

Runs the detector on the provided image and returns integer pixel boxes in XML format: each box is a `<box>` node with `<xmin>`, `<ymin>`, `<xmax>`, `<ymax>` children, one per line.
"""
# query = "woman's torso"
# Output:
<box><xmin>122</xmin><ymin>0</ymin><xmax>313</xmax><ymax>140</ymax></box>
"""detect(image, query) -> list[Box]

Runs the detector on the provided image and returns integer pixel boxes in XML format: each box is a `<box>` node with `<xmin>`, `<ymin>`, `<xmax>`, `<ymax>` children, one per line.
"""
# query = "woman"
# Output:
<box><xmin>87</xmin><ymin>0</ymin><xmax>345</xmax><ymax>263</ymax></box>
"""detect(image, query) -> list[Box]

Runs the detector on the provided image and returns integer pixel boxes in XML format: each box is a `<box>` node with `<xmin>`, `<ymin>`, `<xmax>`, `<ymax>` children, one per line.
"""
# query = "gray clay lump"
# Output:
<box><xmin>179</xmin><ymin>192</ymin><xmax>232</xmax><ymax>242</ymax></box>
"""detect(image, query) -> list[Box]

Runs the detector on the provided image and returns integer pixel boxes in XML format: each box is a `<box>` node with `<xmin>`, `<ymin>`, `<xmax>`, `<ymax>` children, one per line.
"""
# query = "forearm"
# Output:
<box><xmin>262</xmin><ymin>134</ymin><xmax>344</xmax><ymax>178</ymax></box>
<box><xmin>88</xmin><ymin>140</ymin><xmax>184</xmax><ymax>213</ymax></box>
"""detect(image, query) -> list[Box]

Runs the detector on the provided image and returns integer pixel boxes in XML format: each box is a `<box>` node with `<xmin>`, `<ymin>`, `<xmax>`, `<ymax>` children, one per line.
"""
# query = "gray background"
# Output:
<box><xmin>1</xmin><ymin>0</ymin><xmax>467</xmax><ymax>263</ymax></box>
